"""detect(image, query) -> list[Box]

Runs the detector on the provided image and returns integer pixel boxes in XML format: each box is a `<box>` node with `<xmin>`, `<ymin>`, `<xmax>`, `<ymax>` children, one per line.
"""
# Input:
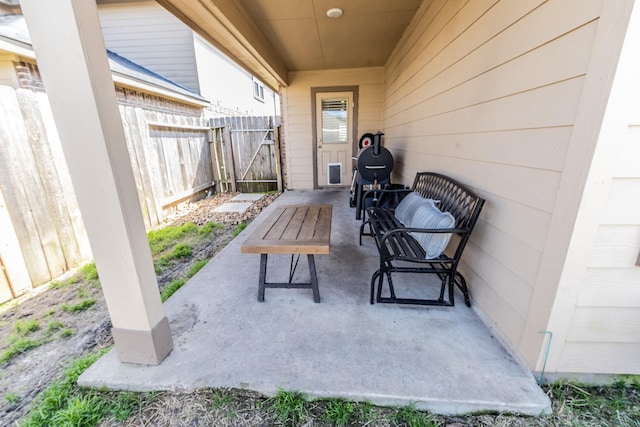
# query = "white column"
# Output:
<box><xmin>21</xmin><ymin>0</ymin><xmax>172</xmax><ymax>364</ymax></box>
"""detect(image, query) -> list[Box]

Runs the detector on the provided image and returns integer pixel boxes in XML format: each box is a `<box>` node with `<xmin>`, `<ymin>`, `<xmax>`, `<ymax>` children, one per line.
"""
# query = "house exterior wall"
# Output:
<box><xmin>380</xmin><ymin>0</ymin><xmax>638</xmax><ymax>373</ymax></box>
<box><xmin>193</xmin><ymin>34</ymin><xmax>278</xmax><ymax>117</ymax></box>
<box><xmin>282</xmin><ymin>67</ymin><xmax>384</xmax><ymax>189</ymax></box>
<box><xmin>0</xmin><ymin>53</ymin><xmax>18</xmax><ymax>87</ymax></box>
<box><xmin>544</xmin><ymin>0</ymin><xmax>640</xmax><ymax>374</ymax></box>
<box><xmin>98</xmin><ymin>1</ymin><xmax>279</xmax><ymax>119</ymax></box>
<box><xmin>97</xmin><ymin>0</ymin><xmax>200</xmax><ymax>92</ymax></box>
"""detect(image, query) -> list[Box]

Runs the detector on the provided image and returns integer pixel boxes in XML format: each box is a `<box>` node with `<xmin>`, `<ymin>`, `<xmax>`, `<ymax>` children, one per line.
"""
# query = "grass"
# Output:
<box><xmin>14</xmin><ymin>319</ymin><xmax>40</xmax><ymax>335</ymax></box>
<box><xmin>149</xmin><ymin>221</ymin><xmax>226</xmax><ymax>274</ymax></box>
<box><xmin>160</xmin><ymin>278</ymin><xmax>186</xmax><ymax>302</ymax></box>
<box><xmin>49</xmin><ymin>275</ymin><xmax>80</xmax><ymax>290</ymax></box>
<box><xmin>46</xmin><ymin>321</ymin><xmax>65</xmax><ymax>333</ymax></box>
<box><xmin>60</xmin><ymin>328</ymin><xmax>74</xmax><ymax>338</ymax></box>
<box><xmin>147</xmin><ymin>222</ymin><xmax>198</xmax><ymax>254</ymax></box>
<box><xmin>323</xmin><ymin>398</ymin><xmax>356</xmax><ymax>425</ymax></box>
<box><xmin>13</xmin><ymin>357</ymin><xmax>640</xmax><ymax>427</ymax></box>
<box><xmin>3</xmin><ymin>206</ymin><xmax>259</xmax><ymax>424</ymax></box>
<box><xmin>0</xmin><ymin>337</ymin><xmax>44</xmax><ymax>365</ymax></box>
<box><xmin>187</xmin><ymin>259</ymin><xmax>208</xmax><ymax>278</ymax></box>
<box><xmin>265</xmin><ymin>389</ymin><xmax>308</xmax><ymax>426</ymax></box>
<box><xmin>80</xmin><ymin>263</ymin><xmax>99</xmax><ymax>282</ymax></box>
<box><xmin>21</xmin><ymin>350</ymin><xmax>107</xmax><ymax>427</ymax></box>
<box><xmin>198</xmin><ymin>221</ymin><xmax>224</xmax><ymax>236</ymax></box>
<box><xmin>1</xmin><ymin>319</ymin><xmax>45</xmax><ymax>365</ymax></box>
<box><xmin>392</xmin><ymin>404</ymin><xmax>439</xmax><ymax>427</ymax></box>
<box><xmin>18</xmin><ymin>349</ymin><xmax>149</xmax><ymax>427</ymax></box>
<box><xmin>5</xmin><ymin>392</ymin><xmax>20</xmax><ymax>403</ymax></box>
<box><xmin>545</xmin><ymin>380</ymin><xmax>640</xmax><ymax>426</ymax></box>
<box><xmin>61</xmin><ymin>298</ymin><xmax>96</xmax><ymax>313</ymax></box>
<box><xmin>232</xmin><ymin>222</ymin><xmax>247</xmax><ymax>237</ymax></box>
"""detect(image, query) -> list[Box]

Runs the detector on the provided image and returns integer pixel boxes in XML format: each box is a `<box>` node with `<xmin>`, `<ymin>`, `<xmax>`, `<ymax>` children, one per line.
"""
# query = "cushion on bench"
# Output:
<box><xmin>394</xmin><ymin>192</ymin><xmax>439</xmax><ymax>226</ymax></box>
<box><xmin>409</xmin><ymin>200</ymin><xmax>455</xmax><ymax>259</ymax></box>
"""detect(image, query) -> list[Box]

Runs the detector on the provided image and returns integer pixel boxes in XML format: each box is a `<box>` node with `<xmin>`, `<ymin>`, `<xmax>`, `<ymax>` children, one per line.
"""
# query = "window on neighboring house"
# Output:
<box><xmin>253</xmin><ymin>78</ymin><xmax>265</xmax><ymax>102</ymax></box>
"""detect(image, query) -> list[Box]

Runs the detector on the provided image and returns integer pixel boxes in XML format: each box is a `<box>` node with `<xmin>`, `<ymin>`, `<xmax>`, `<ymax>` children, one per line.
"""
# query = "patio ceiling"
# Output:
<box><xmin>156</xmin><ymin>0</ymin><xmax>424</xmax><ymax>90</ymax></box>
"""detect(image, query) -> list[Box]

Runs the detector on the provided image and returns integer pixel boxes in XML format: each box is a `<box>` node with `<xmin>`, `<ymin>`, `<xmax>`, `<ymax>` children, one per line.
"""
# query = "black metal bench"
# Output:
<box><xmin>359</xmin><ymin>172</ymin><xmax>485</xmax><ymax>307</ymax></box>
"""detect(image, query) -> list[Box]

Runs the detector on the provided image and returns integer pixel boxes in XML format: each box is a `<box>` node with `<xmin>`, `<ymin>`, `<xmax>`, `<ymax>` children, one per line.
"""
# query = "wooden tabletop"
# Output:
<box><xmin>241</xmin><ymin>205</ymin><xmax>332</xmax><ymax>255</ymax></box>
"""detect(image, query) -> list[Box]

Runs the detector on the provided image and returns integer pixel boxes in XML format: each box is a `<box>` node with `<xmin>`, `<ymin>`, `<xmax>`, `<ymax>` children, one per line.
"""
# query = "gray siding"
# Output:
<box><xmin>98</xmin><ymin>1</ymin><xmax>200</xmax><ymax>93</ymax></box>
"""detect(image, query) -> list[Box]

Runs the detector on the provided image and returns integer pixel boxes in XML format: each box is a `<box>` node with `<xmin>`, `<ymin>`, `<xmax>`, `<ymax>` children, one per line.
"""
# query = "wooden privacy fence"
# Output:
<box><xmin>0</xmin><ymin>86</ymin><xmax>281</xmax><ymax>302</ymax></box>
<box><xmin>211</xmin><ymin>116</ymin><xmax>281</xmax><ymax>193</ymax></box>
<box><xmin>123</xmin><ymin>110</ymin><xmax>213</xmax><ymax>226</ymax></box>
<box><xmin>0</xmin><ymin>86</ymin><xmax>91</xmax><ymax>295</ymax></box>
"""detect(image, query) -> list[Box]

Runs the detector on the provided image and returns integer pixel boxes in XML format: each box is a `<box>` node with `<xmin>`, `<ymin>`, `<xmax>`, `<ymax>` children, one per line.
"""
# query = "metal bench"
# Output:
<box><xmin>359</xmin><ymin>172</ymin><xmax>485</xmax><ymax>307</ymax></box>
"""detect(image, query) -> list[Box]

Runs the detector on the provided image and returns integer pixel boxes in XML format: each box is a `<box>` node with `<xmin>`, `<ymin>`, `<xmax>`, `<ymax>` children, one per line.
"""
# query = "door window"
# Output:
<box><xmin>321</xmin><ymin>98</ymin><xmax>348</xmax><ymax>144</ymax></box>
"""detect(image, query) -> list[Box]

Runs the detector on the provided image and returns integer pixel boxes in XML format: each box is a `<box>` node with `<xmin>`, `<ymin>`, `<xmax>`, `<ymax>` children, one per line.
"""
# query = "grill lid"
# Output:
<box><xmin>357</xmin><ymin>146</ymin><xmax>394</xmax><ymax>183</ymax></box>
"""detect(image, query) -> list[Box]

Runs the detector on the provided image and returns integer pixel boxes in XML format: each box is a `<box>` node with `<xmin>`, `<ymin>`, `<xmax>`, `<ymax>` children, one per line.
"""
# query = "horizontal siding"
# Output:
<box><xmin>383</xmin><ymin>0</ymin><xmax>604</xmax><ymax>369</ymax></box>
<box><xmin>283</xmin><ymin>68</ymin><xmax>384</xmax><ymax>189</ymax></box>
<box><xmin>578</xmin><ymin>268</ymin><xmax>640</xmax><ymax>307</ymax></box>
<box><xmin>557</xmin><ymin>343</ymin><xmax>640</xmax><ymax>374</ymax></box>
<box><xmin>589</xmin><ymin>225</ymin><xmax>640</xmax><ymax>268</ymax></box>
<box><xmin>0</xmin><ymin>59</ymin><xmax>18</xmax><ymax>88</ymax></box>
<box><xmin>567</xmin><ymin>307</ymin><xmax>640</xmax><ymax>343</ymax></box>
<box><xmin>97</xmin><ymin>1</ymin><xmax>199</xmax><ymax>92</ymax></box>
<box><xmin>548</xmin><ymin>0</ymin><xmax>640</xmax><ymax>375</ymax></box>
<box><xmin>463</xmin><ymin>262</ymin><xmax>526</xmax><ymax>346</ymax></box>
<box><xmin>601</xmin><ymin>180</ymin><xmax>640</xmax><ymax>224</ymax></box>
<box><xmin>615</xmin><ymin>127</ymin><xmax>640</xmax><ymax>177</ymax></box>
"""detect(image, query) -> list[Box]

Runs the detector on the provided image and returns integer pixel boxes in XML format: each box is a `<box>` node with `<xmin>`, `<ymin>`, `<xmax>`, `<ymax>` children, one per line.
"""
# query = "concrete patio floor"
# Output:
<box><xmin>79</xmin><ymin>189</ymin><xmax>550</xmax><ymax>416</ymax></box>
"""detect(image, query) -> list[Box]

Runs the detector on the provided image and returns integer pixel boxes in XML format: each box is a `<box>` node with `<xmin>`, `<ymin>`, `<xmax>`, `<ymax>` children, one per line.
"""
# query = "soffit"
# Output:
<box><xmin>159</xmin><ymin>0</ymin><xmax>424</xmax><ymax>89</ymax></box>
<box><xmin>242</xmin><ymin>0</ymin><xmax>422</xmax><ymax>70</ymax></box>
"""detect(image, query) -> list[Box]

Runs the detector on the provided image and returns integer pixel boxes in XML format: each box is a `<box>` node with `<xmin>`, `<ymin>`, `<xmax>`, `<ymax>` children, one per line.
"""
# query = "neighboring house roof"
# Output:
<box><xmin>0</xmin><ymin>14</ymin><xmax>209</xmax><ymax>106</ymax></box>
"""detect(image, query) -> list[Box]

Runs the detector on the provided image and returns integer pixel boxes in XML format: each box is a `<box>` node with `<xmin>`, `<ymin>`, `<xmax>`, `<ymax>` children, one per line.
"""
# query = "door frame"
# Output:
<box><xmin>311</xmin><ymin>86</ymin><xmax>359</xmax><ymax>189</ymax></box>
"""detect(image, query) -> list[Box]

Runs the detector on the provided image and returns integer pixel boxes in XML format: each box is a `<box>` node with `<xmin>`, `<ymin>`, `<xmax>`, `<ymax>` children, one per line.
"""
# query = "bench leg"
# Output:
<box><xmin>258</xmin><ymin>254</ymin><xmax>267</xmax><ymax>302</ymax></box>
<box><xmin>370</xmin><ymin>270</ymin><xmax>380</xmax><ymax>304</ymax></box>
<box><xmin>455</xmin><ymin>272</ymin><xmax>471</xmax><ymax>307</ymax></box>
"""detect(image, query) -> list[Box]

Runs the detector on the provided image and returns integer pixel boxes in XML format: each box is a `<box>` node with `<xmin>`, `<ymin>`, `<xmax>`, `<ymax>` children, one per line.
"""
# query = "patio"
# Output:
<box><xmin>79</xmin><ymin>189</ymin><xmax>550</xmax><ymax>416</ymax></box>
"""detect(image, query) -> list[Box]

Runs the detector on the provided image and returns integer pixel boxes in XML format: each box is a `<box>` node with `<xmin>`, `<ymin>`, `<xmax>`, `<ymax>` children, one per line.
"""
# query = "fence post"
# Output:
<box><xmin>274</xmin><ymin>125</ymin><xmax>283</xmax><ymax>192</ymax></box>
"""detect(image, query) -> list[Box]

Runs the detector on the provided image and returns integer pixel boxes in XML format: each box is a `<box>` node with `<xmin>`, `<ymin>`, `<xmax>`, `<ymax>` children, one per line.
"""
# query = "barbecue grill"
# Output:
<box><xmin>350</xmin><ymin>131</ymin><xmax>395</xmax><ymax>219</ymax></box>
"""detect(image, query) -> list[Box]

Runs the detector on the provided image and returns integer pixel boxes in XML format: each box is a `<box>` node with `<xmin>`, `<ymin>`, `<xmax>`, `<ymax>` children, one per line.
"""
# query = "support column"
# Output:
<box><xmin>21</xmin><ymin>0</ymin><xmax>172</xmax><ymax>364</ymax></box>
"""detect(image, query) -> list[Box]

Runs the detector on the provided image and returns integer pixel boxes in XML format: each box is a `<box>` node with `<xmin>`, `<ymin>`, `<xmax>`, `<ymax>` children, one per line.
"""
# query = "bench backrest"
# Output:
<box><xmin>411</xmin><ymin>172</ymin><xmax>485</xmax><ymax>233</ymax></box>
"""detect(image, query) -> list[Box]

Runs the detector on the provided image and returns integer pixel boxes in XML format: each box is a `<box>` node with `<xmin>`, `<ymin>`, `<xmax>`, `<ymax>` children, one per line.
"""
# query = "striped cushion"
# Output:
<box><xmin>409</xmin><ymin>202</ymin><xmax>455</xmax><ymax>259</ymax></box>
<box><xmin>395</xmin><ymin>192</ymin><xmax>434</xmax><ymax>226</ymax></box>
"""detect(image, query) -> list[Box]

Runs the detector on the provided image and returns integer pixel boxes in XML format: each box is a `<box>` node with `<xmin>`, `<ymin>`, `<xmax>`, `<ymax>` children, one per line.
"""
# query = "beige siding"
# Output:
<box><xmin>0</xmin><ymin>54</ymin><xmax>18</xmax><ymax>87</ymax></box>
<box><xmin>382</xmin><ymin>0</ymin><xmax>624</xmax><ymax>370</ymax></box>
<box><xmin>283</xmin><ymin>68</ymin><xmax>384</xmax><ymax>189</ymax></box>
<box><xmin>193</xmin><ymin>36</ymin><xmax>277</xmax><ymax>117</ymax></box>
<box><xmin>98</xmin><ymin>1</ymin><xmax>199</xmax><ymax>92</ymax></box>
<box><xmin>545</xmin><ymin>0</ymin><xmax>640</xmax><ymax>374</ymax></box>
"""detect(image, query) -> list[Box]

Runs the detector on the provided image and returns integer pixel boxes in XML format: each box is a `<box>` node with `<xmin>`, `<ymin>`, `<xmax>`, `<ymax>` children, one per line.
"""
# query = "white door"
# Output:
<box><xmin>315</xmin><ymin>92</ymin><xmax>353</xmax><ymax>187</ymax></box>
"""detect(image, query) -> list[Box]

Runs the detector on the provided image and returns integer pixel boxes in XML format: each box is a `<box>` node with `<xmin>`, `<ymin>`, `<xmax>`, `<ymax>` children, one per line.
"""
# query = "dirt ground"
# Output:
<box><xmin>0</xmin><ymin>192</ymin><xmax>279</xmax><ymax>426</ymax></box>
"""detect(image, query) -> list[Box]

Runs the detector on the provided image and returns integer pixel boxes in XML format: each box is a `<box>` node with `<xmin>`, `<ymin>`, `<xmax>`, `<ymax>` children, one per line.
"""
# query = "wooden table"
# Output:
<box><xmin>241</xmin><ymin>205</ymin><xmax>332</xmax><ymax>302</ymax></box>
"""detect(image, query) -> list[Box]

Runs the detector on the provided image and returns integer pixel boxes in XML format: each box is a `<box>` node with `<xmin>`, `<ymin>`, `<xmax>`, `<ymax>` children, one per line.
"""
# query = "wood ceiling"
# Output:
<box><xmin>158</xmin><ymin>0</ymin><xmax>424</xmax><ymax>89</ymax></box>
<box><xmin>239</xmin><ymin>0</ymin><xmax>423</xmax><ymax>70</ymax></box>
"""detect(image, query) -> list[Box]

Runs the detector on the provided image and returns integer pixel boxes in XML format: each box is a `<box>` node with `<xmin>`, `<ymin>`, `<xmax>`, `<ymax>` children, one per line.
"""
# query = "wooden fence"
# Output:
<box><xmin>211</xmin><ymin>116</ymin><xmax>281</xmax><ymax>193</ymax></box>
<box><xmin>0</xmin><ymin>87</ymin><xmax>211</xmax><ymax>301</ymax></box>
<box><xmin>0</xmin><ymin>85</ymin><xmax>282</xmax><ymax>303</ymax></box>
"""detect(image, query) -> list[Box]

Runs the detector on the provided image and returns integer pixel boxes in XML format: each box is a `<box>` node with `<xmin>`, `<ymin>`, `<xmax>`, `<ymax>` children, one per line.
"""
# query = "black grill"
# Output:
<box><xmin>351</xmin><ymin>132</ymin><xmax>395</xmax><ymax>219</ymax></box>
<box><xmin>357</xmin><ymin>145</ymin><xmax>394</xmax><ymax>184</ymax></box>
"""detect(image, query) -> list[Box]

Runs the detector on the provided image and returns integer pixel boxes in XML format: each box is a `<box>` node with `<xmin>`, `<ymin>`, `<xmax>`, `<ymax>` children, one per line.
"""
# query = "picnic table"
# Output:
<box><xmin>241</xmin><ymin>204</ymin><xmax>332</xmax><ymax>302</ymax></box>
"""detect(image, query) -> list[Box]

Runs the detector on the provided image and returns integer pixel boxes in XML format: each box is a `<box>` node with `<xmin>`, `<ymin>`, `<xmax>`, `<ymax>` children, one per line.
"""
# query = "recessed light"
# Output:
<box><xmin>326</xmin><ymin>8</ymin><xmax>343</xmax><ymax>19</ymax></box>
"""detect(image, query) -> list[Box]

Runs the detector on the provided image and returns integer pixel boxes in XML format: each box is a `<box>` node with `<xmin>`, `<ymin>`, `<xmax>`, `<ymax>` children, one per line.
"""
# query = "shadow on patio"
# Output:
<box><xmin>79</xmin><ymin>189</ymin><xmax>550</xmax><ymax>416</ymax></box>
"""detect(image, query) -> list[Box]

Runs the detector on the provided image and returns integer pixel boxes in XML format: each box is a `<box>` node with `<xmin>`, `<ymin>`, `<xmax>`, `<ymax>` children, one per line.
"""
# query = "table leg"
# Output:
<box><xmin>258</xmin><ymin>253</ymin><xmax>267</xmax><ymax>302</ymax></box>
<box><xmin>308</xmin><ymin>254</ymin><xmax>320</xmax><ymax>303</ymax></box>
